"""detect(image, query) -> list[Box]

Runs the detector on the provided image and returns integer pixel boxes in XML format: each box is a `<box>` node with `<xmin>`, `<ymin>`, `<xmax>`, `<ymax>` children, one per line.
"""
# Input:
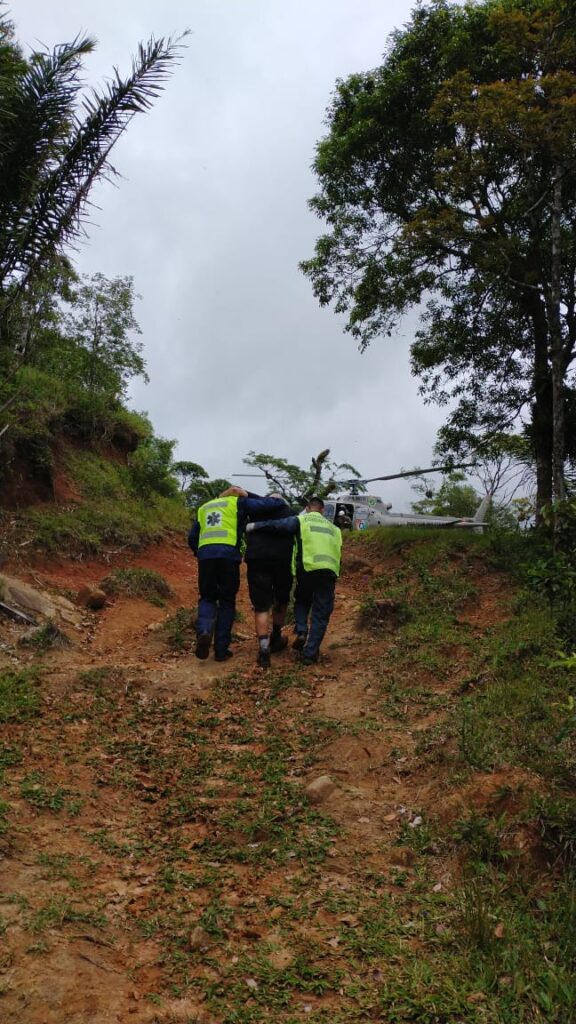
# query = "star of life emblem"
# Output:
<box><xmin>207</xmin><ymin>510</ymin><xmax>223</xmax><ymax>527</ymax></box>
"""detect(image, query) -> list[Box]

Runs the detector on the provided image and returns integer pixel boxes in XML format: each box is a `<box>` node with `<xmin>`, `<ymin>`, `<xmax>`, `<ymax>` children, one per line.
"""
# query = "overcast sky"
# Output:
<box><xmin>11</xmin><ymin>0</ymin><xmax>454</xmax><ymax>509</ymax></box>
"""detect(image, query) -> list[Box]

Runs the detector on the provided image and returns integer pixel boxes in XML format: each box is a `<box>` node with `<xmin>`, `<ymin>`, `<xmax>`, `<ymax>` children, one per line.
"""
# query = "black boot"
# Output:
<box><xmin>195</xmin><ymin>633</ymin><xmax>211</xmax><ymax>660</ymax></box>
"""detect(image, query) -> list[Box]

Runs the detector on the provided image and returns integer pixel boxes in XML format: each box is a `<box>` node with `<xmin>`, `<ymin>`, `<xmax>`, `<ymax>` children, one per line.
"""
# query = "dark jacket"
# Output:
<box><xmin>187</xmin><ymin>494</ymin><xmax>286</xmax><ymax>562</ymax></box>
<box><xmin>245</xmin><ymin>499</ymin><xmax>295</xmax><ymax>563</ymax></box>
<box><xmin>247</xmin><ymin>514</ymin><xmax>336</xmax><ymax>579</ymax></box>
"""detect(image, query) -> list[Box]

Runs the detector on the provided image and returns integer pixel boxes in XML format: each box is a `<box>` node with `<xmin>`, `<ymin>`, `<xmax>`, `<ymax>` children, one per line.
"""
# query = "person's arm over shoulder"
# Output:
<box><xmin>241</xmin><ymin>495</ymin><xmax>289</xmax><ymax>517</ymax></box>
<box><xmin>246</xmin><ymin>514</ymin><xmax>300</xmax><ymax>535</ymax></box>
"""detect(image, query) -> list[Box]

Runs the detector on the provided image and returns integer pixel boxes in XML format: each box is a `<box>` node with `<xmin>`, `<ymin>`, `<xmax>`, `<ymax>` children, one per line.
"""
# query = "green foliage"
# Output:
<box><xmin>175</xmin><ymin>462</ymin><xmax>231</xmax><ymax>510</ymax></box>
<box><xmin>60</xmin><ymin>273</ymin><xmax>147</xmax><ymax>398</ymax></box>
<box><xmin>0</xmin><ymin>668</ymin><xmax>40</xmax><ymax>723</ymax></box>
<box><xmin>0</xmin><ymin>366</ymin><xmax>67</xmax><ymax>480</ymax></box>
<box><xmin>129</xmin><ymin>434</ymin><xmax>180</xmax><ymax>499</ymax></box>
<box><xmin>411</xmin><ymin>471</ymin><xmax>480</xmax><ymax>517</ymax></box>
<box><xmin>100</xmin><ymin>567</ymin><xmax>172</xmax><ymax>602</ymax></box>
<box><xmin>22</xmin><ymin>491</ymin><xmax>187</xmax><ymax>554</ymax></box>
<box><xmin>4</xmin><ymin>442</ymin><xmax>187</xmax><ymax>555</ymax></box>
<box><xmin>525</xmin><ymin>548</ymin><xmax>576</xmax><ymax>646</ymax></box>
<box><xmin>0</xmin><ymin>15</ymin><xmax>184</xmax><ymax>349</ymax></box>
<box><xmin>452</xmin><ymin>812</ymin><xmax>510</xmax><ymax>866</ymax></box>
<box><xmin>65</xmin><ymin>449</ymin><xmax>130</xmax><ymax>500</ymax></box>
<box><xmin>20</xmin><ymin>621</ymin><xmax>70</xmax><ymax>651</ymax></box>
<box><xmin>540</xmin><ymin>497</ymin><xmax>576</xmax><ymax>550</ymax></box>
<box><xmin>162</xmin><ymin>607</ymin><xmax>196</xmax><ymax>650</ymax></box>
<box><xmin>172</xmin><ymin>460</ymin><xmax>208</xmax><ymax>491</ymax></box>
<box><xmin>454</xmin><ymin>601</ymin><xmax>570</xmax><ymax>777</ymax></box>
<box><xmin>536</xmin><ymin>795</ymin><xmax>576</xmax><ymax>866</ymax></box>
<box><xmin>302</xmin><ymin>0</ymin><xmax>576</xmax><ymax>506</ymax></box>
<box><xmin>20</xmin><ymin>773</ymin><xmax>67</xmax><ymax>812</ymax></box>
<box><xmin>242</xmin><ymin>448</ymin><xmax>364</xmax><ymax>504</ymax></box>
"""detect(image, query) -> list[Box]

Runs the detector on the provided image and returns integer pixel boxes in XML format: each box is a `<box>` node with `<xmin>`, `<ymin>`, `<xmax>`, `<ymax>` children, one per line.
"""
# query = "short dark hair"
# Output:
<box><xmin>307</xmin><ymin>496</ymin><xmax>325</xmax><ymax>510</ymax></box>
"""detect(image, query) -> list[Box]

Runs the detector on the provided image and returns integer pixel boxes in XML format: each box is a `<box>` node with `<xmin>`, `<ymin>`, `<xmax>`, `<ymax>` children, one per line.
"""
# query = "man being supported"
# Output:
<box><xmin>246</xmin><ymin>496</ymin><xmax>342</xmax><ymax>665</ymax></box>
<box><xmin>188</xmin><ymin>487</ymin><xmax>286</xmax><ymax>662</ymax></box>
<box><xmin>245</xmin><ymin>492</ymin><xmax>294</xmax><ymax>669</ymax></box>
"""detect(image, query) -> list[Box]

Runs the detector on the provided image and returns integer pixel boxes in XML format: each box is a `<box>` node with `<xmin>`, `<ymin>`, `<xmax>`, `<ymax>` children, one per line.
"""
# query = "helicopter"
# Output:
<box><xmin>320</xmin><ymin>466</ymin><xmax>491</xmax><ymax>531</ymax></box>
<box><xmin>232</xmin><ymin>464</ymin><xmax>492</xmax><ymax>532</ymax></box>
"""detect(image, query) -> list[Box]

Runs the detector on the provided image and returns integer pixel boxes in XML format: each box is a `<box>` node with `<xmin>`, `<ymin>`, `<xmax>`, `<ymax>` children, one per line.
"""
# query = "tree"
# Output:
<box><xmin>172</xmin><ymin>461</ymin><xmax>209</xmax><ymax>492</ymax></box>
<box><xmin>0</xmin><ymin>11</ymin><xmax>184</xmax><ymax>359</ymax></box>
<box><xmin>171</xmin><ymin>460</ymin><xmax>231</xmax><ymax>509</ymax></box>
<box><xmin>60</xmin><ymin>273</ymin><xmax>147</xmax><ymax>397</ymax></box>
<box><xmin>185</xmin><ymin>477</ymin><xmax>231</xmax><ymax>510</ymax></box>
<box><xmin>129</xmin><ymin>432</ymin><xmax>179</xmax><ymax>499</ymax></box>
<box><xmin>242</xmin><ymin>449</ymin><xmax>364</xmax><ymax>505</ymax></box>
<box><xmin>301</xmin><ymin>0</ymin><xmax>576</xmax><ymax>518</ymax></box>
<box><xmin>411</xmin><ymin>471</ymin><xmax>480</xmax><ymax>517</ymax></box>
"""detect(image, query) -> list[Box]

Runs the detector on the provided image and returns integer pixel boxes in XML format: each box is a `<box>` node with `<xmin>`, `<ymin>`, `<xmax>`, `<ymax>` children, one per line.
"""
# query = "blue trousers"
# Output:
<box><xmin>294</xmin><ymin>571</ymin><xmax>336</xmax><ymax>658</ymax></box>
<box><xmin>197</xmin><ymin>559</ymin><xmax>240</xmax><ymax>656</ymax></box>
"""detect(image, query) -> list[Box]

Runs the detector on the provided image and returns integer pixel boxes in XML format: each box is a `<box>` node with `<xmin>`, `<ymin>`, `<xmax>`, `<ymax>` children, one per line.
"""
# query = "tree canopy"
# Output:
<box><xmin>242</xmin><ymin>449</ymin><xmax>364</xmax><ymax>505</ymax></box>
<box><xmin>301</xmin><ymin>0</ymin><xmax>576</xmax><ymax>516</ymax></box>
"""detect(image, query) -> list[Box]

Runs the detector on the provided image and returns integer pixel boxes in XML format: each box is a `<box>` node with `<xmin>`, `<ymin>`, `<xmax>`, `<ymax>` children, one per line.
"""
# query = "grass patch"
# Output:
<box><xmin>20</xmin><ymin>620</ymin><xmax>71</xmax><ymax>651</ymax></box>
<box><xmin>23</xmin><ymin>495</ymin><xmax>187</xmax><ymax>555</ymax></box>
<box><xmin>100</xmin><ymin>567</ymin><xmax>172</xmax><ymax>603</ymax></box>
<box><xmin>0</xmin><ymin>668</ymin><xmax>41</xmax><ymax>723</ymax></box>
<box><xmin>29</xmin><ymin>896</ymin><xmax>107</xmax><ymax>934</ymax></box>
<box><xmin>20</xmin><ymin>773</ymin><xmax>69</xmax><ymax>812</ymax></box>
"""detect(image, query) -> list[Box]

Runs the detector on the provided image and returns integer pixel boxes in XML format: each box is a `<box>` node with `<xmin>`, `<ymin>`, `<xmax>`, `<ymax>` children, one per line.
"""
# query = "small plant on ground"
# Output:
<box><xmin>20</xmin><ymin>621</ymin><xmax>71</xmax><ymax>651</ymax></box>
<box><xmin>162</xmin><ymin>607</ymin><xmax>196</xmax><ymax>650</ymax></box>
<box><xmin>20</xmin><ymin>773</ymin><xmax>68</xmax><ymax>812</ymax></box>
<box><xmin>100</xmin><ymin>567</ymin><xmax>172</xmax><ymax>604</ymax></box>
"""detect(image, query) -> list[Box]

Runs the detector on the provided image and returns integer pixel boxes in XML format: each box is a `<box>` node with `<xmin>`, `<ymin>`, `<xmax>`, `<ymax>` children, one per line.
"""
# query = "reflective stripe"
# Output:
<box><xmin>310</xmin><ymin>525</ymin><xmax>334</xmax><ymax>535</ymax></box>
<box><xmin>204</xmin><ymin>501</ymin><xmax>228</xmax><ymax>508</ymax></box>
<box><xmin>313</xmin><ymin>554</ymin><xmax>339</xmax><ymax>565</ymax></box>
<box><xmin>203</xmin><ymin>530</ymin><xmax>228</xmax><ymax>538</ymax></box>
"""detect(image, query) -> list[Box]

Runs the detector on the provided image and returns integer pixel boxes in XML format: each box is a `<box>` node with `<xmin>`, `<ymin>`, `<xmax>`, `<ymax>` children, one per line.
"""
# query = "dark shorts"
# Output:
<box><xmin>246</xmin><ymin>559</ymin><xmax>293</xmax><ymax>613</ymax></box>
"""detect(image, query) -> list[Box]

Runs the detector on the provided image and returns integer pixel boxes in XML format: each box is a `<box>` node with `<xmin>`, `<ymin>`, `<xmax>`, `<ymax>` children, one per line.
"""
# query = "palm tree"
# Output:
<box><xmin>0</xmin><ymin>11</ymin><xmax>184</xmax><ymax>354</ymax></box>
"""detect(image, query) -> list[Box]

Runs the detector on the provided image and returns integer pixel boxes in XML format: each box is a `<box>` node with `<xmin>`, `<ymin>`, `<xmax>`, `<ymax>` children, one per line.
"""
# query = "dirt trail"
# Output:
<box><xmin>0</xmin><ymin>536</ymin><xmax>520</xmax><ymax>1023</ymax></box>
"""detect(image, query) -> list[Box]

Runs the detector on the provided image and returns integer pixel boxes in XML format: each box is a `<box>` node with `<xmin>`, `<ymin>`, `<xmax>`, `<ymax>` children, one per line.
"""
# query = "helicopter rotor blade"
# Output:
<box><xmin>339</xmin><ymin>463</ymin><xmax>473</xmax><ymax>486</ymax></box>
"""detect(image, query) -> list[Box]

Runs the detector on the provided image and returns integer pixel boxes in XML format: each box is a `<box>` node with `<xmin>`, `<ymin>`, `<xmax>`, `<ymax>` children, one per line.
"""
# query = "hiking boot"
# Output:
<box><xmin>292</xmin><ymin>634</ymin><xmax>307</xmax><ymax>652</ymax></box>
<box><xmin>296</xmin><ymin>650</ymin><xmax>319</xmax><ymax>666</ymax></box>
<box><xmin>270</xmin><ymin>634</ymin><xmax>288</xmax><ymax>654</ymax></box>
<box><xmin>257</xmin><ymin>648</ymin><xmax>271</xmax><ymax>669</ymax></box>
<box><xmin>214</xmin><ymin>649</ymin><xmax>233</xmax><ymax>662</ymax></box>
<box><xmin>195</xmin><ymin>633</ymin><xmax>211</xmax><ymax>660</ymax></box>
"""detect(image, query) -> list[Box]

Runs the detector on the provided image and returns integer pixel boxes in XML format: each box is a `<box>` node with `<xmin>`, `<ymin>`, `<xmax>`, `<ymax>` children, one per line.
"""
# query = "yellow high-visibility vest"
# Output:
<box><xmin>296</xmin><ymin>511</ymin><xmax>342</xmax><ymax>575</ymax></box>
<box><xmin>198</xmin><ymin>496</ymin><xmax>238</xmax><ymax>549</ymax></box>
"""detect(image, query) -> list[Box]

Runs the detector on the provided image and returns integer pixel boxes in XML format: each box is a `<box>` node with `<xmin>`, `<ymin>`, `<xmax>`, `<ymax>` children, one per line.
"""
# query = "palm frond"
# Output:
<box><xmin>0</xmin><ymin>32</ymin><xmax>186</xmax><ymax>300</ymax></box>
<box><xmin>0</xmin><ymin>37</ymin><xmax>96</xmax><ymax>278</ymax></box>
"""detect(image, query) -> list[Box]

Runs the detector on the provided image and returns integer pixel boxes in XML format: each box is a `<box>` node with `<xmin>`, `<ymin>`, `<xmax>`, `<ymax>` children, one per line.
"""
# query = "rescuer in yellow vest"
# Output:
<box><xmin>246</xmin><ymin>496</ymin><xmax>342</xmax><ymax>664</ymax></box>
<box><xmin>188</xmin><ymin>486</ymin><xmax>286</xmax><ymax>661</ymax></box>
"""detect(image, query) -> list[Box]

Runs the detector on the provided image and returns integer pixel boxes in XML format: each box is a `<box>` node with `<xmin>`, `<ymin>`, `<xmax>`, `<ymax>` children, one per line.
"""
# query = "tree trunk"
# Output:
<box><xmin>527</xmin><ymin>295</ymin><xmax>553</xmax><ymax>520</ymax></box>
<box><xmin>547</xmin><ymin>166</ymin><xmax>566</xmax><ymax>517</ymax></box>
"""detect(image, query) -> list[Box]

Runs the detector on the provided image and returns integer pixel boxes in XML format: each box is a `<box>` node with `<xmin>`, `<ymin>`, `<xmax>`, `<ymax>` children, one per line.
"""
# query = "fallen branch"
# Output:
<box><xmin>0</xmin><ymin>600</ymin><xmax>37</xmax><ymax>625</ymax></box>
<box><xmin>77</xmin><ymin>952</ymin><xmax>125</xmax><ymax>975</ymax></box>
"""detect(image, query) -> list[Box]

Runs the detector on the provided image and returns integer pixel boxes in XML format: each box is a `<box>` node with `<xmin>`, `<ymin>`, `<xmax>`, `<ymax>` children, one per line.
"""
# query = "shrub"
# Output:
<box><xmin>100</xmin><ymin>567</ymin><xmax>172</xmax><ymax>602</ymax></box>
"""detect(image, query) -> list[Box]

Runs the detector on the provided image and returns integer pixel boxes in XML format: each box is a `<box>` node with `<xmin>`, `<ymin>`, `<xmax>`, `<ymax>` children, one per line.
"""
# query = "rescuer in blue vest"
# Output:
<box><xmin>246</xmin><ymin>496</ymin><xmax>342</xmax><ymax>665</ymax></box>
<box><xmin>188</xmin><ymin>486</ymin><xmax>286</xmax><ymax>662</ymax></box>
